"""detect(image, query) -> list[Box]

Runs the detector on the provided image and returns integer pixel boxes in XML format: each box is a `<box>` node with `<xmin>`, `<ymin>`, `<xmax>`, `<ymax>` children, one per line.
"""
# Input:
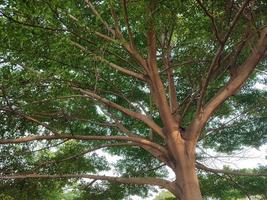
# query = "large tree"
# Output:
<box><xmin>0</xmin><ymin>0</ymin><xmax>267</xmax><ymax>199</ymax></box>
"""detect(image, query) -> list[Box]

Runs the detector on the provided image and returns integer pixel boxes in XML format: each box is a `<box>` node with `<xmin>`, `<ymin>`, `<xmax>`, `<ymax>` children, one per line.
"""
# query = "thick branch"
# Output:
<box><xmin>1</xmin><ymin>133</ymin><xmax>169</xmax><ymax>165</ymax></box>
<box><xmin>122</xmin><ymin>42</ymin><xmax>148</xmax><ymax>71</ymax></box>
<box><xmin>100</xmin><ymin>109</ymin><xmax>171</xmax><ymax>166</ymax></box>
<box><xmin>0</xmin><ymin>173</ymin><xmax>175</xmax><ymax>193</ymax></box>
<box><xmin>203</xmin><ymin>27</ymin><xmax>267</xmax><ymax>124</ymax></box>
<box><xmin>0</xmin><ymin>135</ymin><xmax>166</xmax><ymax>155</ymax></box>
<box><xmin>188</xmin><ymin>26</ymin><xmax>267</xmax><ymax>142</ymax></box>
<box><xmin>211</xmin><ymin>25</ymin><xmax>253</xmax><ymax>82</ymax></box>
<box><xmin>196</xmin><ymin>0</ymin><xmax>252</xmax><ymax>113</ymax></box>
<box><xmin>147</xmin><ymin>1</ymin><xmax>177</xmax><ymax>133</ymax></box>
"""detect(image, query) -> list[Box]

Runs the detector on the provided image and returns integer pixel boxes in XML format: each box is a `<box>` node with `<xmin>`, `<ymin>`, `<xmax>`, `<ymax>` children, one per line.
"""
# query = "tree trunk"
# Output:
<box><xmin>167</xmin><ymin>131</ymin><xmax>202</xmax><ymax>200</ymax></box>
<box><xmin>173</xmin><ymin>160</ymin><xmax>202</xmax><ymax>200</ymax></box>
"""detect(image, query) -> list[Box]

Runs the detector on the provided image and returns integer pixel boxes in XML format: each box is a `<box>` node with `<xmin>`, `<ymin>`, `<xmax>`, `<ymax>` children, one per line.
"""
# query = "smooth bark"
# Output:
<box><xmin>166</xmin><ymin>130</ymin><xmax>202</xmax><ymax>200</ymax></box>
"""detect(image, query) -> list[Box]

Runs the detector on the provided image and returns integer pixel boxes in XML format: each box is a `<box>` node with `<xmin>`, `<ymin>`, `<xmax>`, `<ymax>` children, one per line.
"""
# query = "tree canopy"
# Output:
<box><xmin>0</xmin><ymin>0</ymin><xmax>267</xmax><ymax>199</ymax></box>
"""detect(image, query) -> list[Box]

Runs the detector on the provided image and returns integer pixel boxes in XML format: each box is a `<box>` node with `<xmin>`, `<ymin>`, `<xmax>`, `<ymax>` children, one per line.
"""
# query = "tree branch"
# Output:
<box><xmin>202</xmin><ymin>26</ymin><xmax>267</xmax><ymax>124</ymax></box>
<box><xmin>196</xmin><ymin>162</ymin><xmax>267</xmax><ymax>177</ymax></box>
<box><xmin>159</xmin><ymin>59</ymin><xmax>195</xmax><ymax>75</ymax></box>
<box><xmin>222</xmin><ymin>0</ymin><xmax>252</xmax><ymax>43</ymax></box>
<box><xmin>36</xmin><ymin>142</ymin><xmax>134</xmax><ymax>168</ymax></box>
<box><xmin>0</xmin><ymin>135</ymin><xmax>166</xmax><ymax>155</ymax></box>
<box><xmin>84</xmin><ymin>0</ymin><xmax>115</xmax><ymax>35</ymax></box>
<box><xmin>121</xmin><ymin>0</ymin><xmax>134</xmax><ymax>47</ymax></box>
<box><xmin>197</xmin><ymin>46</ymin><xmax>224</xmax><ymax>113</ymax></box>
<box><xmin>163</xmin><ymin>44</ymin><xmax>180</xmax><ymax>122</ymax></box>
<box><xmin>0</xmin><ymin>11</ymin><xmax>65</xmax><ymax>33</ymax></box>
<box><xmin>72</xmin><ymin>87</ymin><xmax>164</xmax><ymax>138</ymax></box>
<box><xmin>94</xmin><ymin>31</ymin><xmax>117</xmax><ymax>43</ymax></box>
<box><xmin>196</xmin><ymin>0</ymin><xmax>221</xmax><ymax>43</ymax></box>
<box><xmin>100</xmin><ymin>109</ymin><xmax>171</xmax><ymax>166</ymax></box>
<box><xmin>109</xmin><ymin>1</ymin><xmax>122</xmax><ymax>38</ymax></box>
<box><xmin>1</xmin><ymin>107</ymin><xmax>61</xmax><ymax>136</ymax></box>
<box><xmin>93</xmin><ymin>54</ymin><xmax>146</xmax><ymax>81</ymax></box>
<box><xmin>196</xmin><ymin>0</ymin><xmax>252</xmax><ymax>113</ymax></box>
<box><xmin>146</xmin><ymin>1</ymin><xmax>177</xmax><ymax>133</ymax></box>
<box><xmin>0</xmin><ymin>173</ymin><xmax>175</xmax><ymax>193</ymax></box>
<box><xmin>159</xmin><ymin>28</ymin><xmax>180</xmax><ymax>122</ymax></box>
<box><xmin>211</xmin><ymin>25</ymin><xmax>253</xmax><ymax>82</ymax></box>
<box><xmin>69</xmin><ymin>40</ymin><xmax>146</xmax><ymax>81</ymax></box>
<box><xmin>84</xmin><ymin>0</ymin><xmax>147</xmax><ymax>71</ymax></box>
<box><xmin>188</xmin><ymin>26</ymin><xmax>267</xmax><ymax>142</ymax></box>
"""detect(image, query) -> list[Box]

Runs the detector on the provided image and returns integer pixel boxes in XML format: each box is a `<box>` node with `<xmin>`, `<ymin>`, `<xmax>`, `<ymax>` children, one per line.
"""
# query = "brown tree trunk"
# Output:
<box><xmin>173</xmin><ymin>160</ymin><xmax>202</xmax><ymax>200</ymax></box>
<box><xmin>167</xmin><ymin>131</ymin><xmax>202</xmax><ymax>200</ymax></box>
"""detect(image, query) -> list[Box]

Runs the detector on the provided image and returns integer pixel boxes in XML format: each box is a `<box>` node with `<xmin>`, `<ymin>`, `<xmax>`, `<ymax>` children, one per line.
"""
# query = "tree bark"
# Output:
<box><xmin>166</xmin><ymin>130</ymin><xmax>202</xmax><ymax>200</ymax></box>
<box><xmin>173</xmin><ymin>158</ymin><xmax>202</xmax><ymax>200</ymax></box>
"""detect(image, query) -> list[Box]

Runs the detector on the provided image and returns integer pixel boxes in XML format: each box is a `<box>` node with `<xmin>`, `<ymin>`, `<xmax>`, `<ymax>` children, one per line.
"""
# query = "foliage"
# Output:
<box><xmin>153</xmin><ymin>191</ymin><xmax>176</xmax><ymax>200</ymax></box>
<box><xmin>199</xmin><ymin>167</ymin><xmax>267</xmax><ymax>200</ymax></box>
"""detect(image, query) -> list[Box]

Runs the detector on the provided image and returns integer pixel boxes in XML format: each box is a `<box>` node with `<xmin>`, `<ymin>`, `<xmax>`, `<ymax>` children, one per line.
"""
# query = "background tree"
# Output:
<box><xmin>0</xmin><ymin>0</ymin><xmax>267</xmax><ymax>199</ymax></box>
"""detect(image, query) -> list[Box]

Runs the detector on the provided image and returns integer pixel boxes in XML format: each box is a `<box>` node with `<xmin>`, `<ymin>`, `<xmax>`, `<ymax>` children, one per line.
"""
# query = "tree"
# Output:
<box><xmin>0</xmin><ymin>0</ymin><xmax>267</xmax><ymax>199</ymax></box>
